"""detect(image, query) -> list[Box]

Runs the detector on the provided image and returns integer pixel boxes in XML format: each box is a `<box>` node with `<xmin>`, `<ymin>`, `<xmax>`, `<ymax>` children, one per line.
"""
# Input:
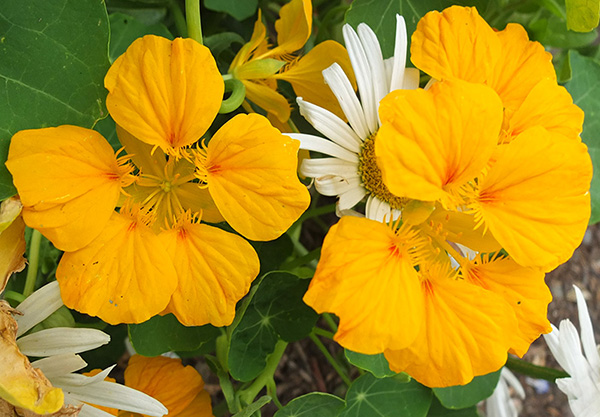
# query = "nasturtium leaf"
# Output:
<box><xmin>565</xmin><ymin>51</ymin><xmax>600</xmax><ymax>224</ymax></box>
<box><xmin>432</xmin><ymin>369</ymin><xmax>501</xmax><ymax>409</ymax></box>
<box><xmin>228</xmin><ymin>272</ymin><xmax>318</xmax><ymax>381</ymax></box>
<box><xmin>128</xmin><ymin>313</ymin><xmax>220</xmax><ymax>356</ymax></box>
<box><xmin>344</xmin><ymin>0</ymin><xmax>493</xmax><ymax>57</ymax></box>
<box><xmin>251</xmin><ymin>233</ymin><xmax>294</xmax><ymax>275</ymax></box>
<box><xmin>204</xmin><ymin>0</ymin><xmax>258</xmax><ymax>21</ymax></box>
<box><xmin>530</xmin><ymin>15</ymin><xmax>598</xmax><ymax>49</ymax></box>
<box><xmin>232</xmin><ymin>395</ymin><xmax>272</xmax><ymax>417</ymax></box>
<box><xmin>427</xmin><ymin>397</ymin><xmax>478</xmax><ymax>417</ymax></box>
<box><xmin>109</xmin><ymin>12</ymin><xmax>173</xmax><ymax>62</ymax></box>
<box><xmin>566</xmin><ymin>0</ymin><xmax>600</xmax><ymax>32</ymax></box>
<box><xmin>345</xmin><ymin>349</ymin><xmax>397</xmax><ymax>378</ymax></box>
<box><xmin>339</xmin><ymin>374</ymin><xmax>432</xmax><ymax>417</ymax></box>
<box><xmin>274</xmin><ymin>393</ymin><xmax>345</xmax><ymax>417</ymax></box>
<box><xmin>80</xmin><ymin>323</ymin><xmax>128</xmax><ymax>370</ymax></box>
<box><xmin>0</xmin><ymin>0</ymin><xmax>111</xmax><ymax>199</ymax></box>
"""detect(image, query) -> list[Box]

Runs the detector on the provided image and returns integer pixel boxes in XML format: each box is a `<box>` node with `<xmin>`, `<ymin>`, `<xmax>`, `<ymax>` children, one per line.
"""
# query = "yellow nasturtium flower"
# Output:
<box><xmin>229</xmin><ymin>0</ymin><xmax>356</xmax><ymax>123</ymax></box>
<box><xmin>7</xmin><ymin>35</ymin><xmax>310</xmax><ymax>326</ymax></box>
<box><xmin>303</xmin><ymin>65</ymin><xmax>592</xmax><ymax>387</ymax></box>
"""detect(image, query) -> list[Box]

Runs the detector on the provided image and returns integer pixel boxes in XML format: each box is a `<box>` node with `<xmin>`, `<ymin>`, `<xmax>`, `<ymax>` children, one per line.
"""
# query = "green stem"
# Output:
<box><xmin>23</xmin><ymin>229</ymin><xmax>42</xmax><ymax>297</ymax></box>
<box><xmin>279</xmin><ymin>247</ymin><xmax>320</xmax><ymax>271</ymax></box>
<box><xmin>506</xmin><ymin>356</ymin><xmax>569</xmax><ymax>381</ymax></box>
<box><xmin>266</xmin><ymin>379</ymin><xmax>283</xmax><ymax>409</ymax></box>
<box><xmin>313</xmin><ymin>327</ymin><xmax>335</xmax><ymax>339</ymax></box>
<box><xmin>238</xmin><ymin>340</ymin><xmax>288</xmax><ymax>405</ymax></box>
<box><xmin>323</xmin><ymin>313</ymin><xmax>338</xmax><ymax>333</ymax></box>
<box><xmin>3</xmin><ymin>290</ymin><xmax>26</xmax><ymax>304</ymax></box>
<box><xmin>185</xmin><ymin>0</ymin><xmax>203</xmax><ymax>44</ymax></box>
<box><xmin>169</xmin><ymin>0</ymin><xmax>187</xmax><ymax>38</ymax></box>
<box><xmin>219</xmin><ymin>79</ymin><xmax>246</xmax><ymax>114</ymax></box>
<box><xmin>309</xmin><ymin>332</ymin><xmax>351</xmax><ymax>386</ymax></box>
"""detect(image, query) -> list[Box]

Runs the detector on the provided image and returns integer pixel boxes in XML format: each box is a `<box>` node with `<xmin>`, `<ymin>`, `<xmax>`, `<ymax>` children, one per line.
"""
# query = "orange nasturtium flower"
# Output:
<box><xmin>229</xmin><ymin>0</ymin><xmax>356</xmax><ymax>123</ymax></box>
<box><xmin>6</xmin><ymin>35</ymin><xmax>310</xmax><ymax>326</ymax></box>
<box><xmin>303</xmin><ymin>7</ymin><xmax>592</xmax><ymax>386</ymax></box>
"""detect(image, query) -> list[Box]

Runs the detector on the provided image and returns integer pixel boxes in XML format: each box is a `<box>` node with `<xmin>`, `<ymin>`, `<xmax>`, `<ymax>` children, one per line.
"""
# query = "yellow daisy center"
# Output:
<box><xmin>357</xmin><ymin>133</ymin><xmax>406</xmax><ymax>210</ymax></box>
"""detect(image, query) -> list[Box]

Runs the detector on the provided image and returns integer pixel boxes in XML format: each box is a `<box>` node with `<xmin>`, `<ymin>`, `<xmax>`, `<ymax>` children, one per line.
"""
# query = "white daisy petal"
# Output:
<box><xmin>17</xmin><ymin>327</ymin><xmax>110</xmax><ymax>357</ymax></box>
<box><xmin>574</xmin><ymin>286</ymin><xmax>600</xmax><ymax>378</ymax></box>
<box><xmin>77</xmin><ymin>404</ymin><xmax>118</xmax><ymax>417</ymax></box>
<box><xmin>56</xmin><ymin>376</ymin><xmax>168</xmax><ymax>417</ymax></box>
<box><xmin>297</xmin><ymin>97</ymin><xmax>362</xmax><ymax>152</ymax></box>
<box><xmin>322</xmin><ymin>63</ymin><xmax>370</xmax><ymax>139</ymax></box>
<box><xmin>501</xmin><ymin>368</ymin><xmax>525</xmax><ymax>399</ymax></box>
<box><xmin>343</xmin><ymin>24</ymin><xmax>377</xmax><ymax>134</ymax></box>
<box><xmin>301</xmin><ymin>158</ymin><xmax>359</xmax><ymax>179</ymax></box>
<box><xmin>32</xmin><ymin>354</ymin><xmax>87</xmax><ymax>379</ymax></box>
<box><xmin>338</xmin><ymin>186</ymin><xmax>367</xmax><ymax>211</ymax></box>
<box><xmin>390</xmin><ymin>15</ymin><xmax>408</xmax><ymax>92</ymax></box>
<box><xmin>288</xmin><ymin>133</ymin><xmax>359</xmax><ymax>163</ymax></box>
<box><xmin>403</xmin><ymin>67</ymin><xmax>420</xmax><ymax>90</ymax></box>
<box><xmin>365</xmin><ymin>195</ymin><xmax>400</xmax><ymax>222</ymax></box>
<box><xmin>315</xmin><ymin>175</ymin><xmax>361</xmax><ymax>196</ymax></box>
<box><xmin>357</xmin><ymin>23</ymin><xmax>388</xmax><ymax>111</ymax></box>
<box><xmin>15</xmin><ymin>281</ymin><xmax>63</xmax><ymax>337</ymax></box>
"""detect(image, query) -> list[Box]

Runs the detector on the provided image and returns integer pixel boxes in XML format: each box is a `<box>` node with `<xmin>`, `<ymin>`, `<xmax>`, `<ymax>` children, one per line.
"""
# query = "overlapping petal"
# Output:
<box><xmin>376</xmin><ymin>80</ymin><xmax>503</xmax><ymax>202</ymax></box>
<box><xmin>105</xmin><ymin>35</ymin><xmax>223</xmax><ymax>154</ymax></box>
<box><xmin>275</xmin><ymin>40</ymin><xmax>355</xmax><ymax>121</ymax></box>
<box><xmin>0</xmin><ymin>302</ymin><xmax>64</xmax><ymax>415</ymax></box>
<box><xmin>124</xmin><ymin>355</ymin><xmax>210</xmax><ymax>417</ymax></box>
<box><xmin>273</xmin><ymin>0</ymin><xmax>312</xmax><ymax>55</ymax></box>
<box><xmin>56</xmin><ymin>210</ymin><xmax>177</xmax><ymax>325</ymax></box>
<box><xmin>475</xmin><ymin>127</ymin><xmax>592</xmax><ymax>271</ymax></box>
<box><xmin>201</xmin><ymin>113</ymin><xmax>309</xmax><ymax>241</ymax></box>
<box><xmin>384</xmin><ymin>264</ymin><xmax>516</xmax><ymax>387</ymax></box>
<box><xmin>6</xmin><ymin>126</ymin><xmax>129</xmax><ymax>252</ymax></box>
<box><xmin>243</xmin><ymin>80</ymin><xmax>291</xmax><ymax>123</ymax></box>
<box><xmin>462</xmin><ymin>255</ymin><xmax>552</xmax><ymax>356</ymax></box>
<box><xmin>303</xmin><ymin>216</ymin><xmax>425</xmax><ymax>354</ymax></box>
<box><xmin>160</xmin><ymin>218</ymin><xmax>259</xmax><ymax>327</ymax></box>
<box><xmin>411</xmin><ymin>6</ymin><xmax>501</xmax><ymax>84</ymax></box>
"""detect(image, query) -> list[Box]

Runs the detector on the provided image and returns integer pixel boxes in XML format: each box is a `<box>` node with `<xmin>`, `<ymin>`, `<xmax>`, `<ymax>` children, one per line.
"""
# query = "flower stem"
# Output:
<box><xmin>23</xmin><ymin>229</ymin><xmax>42</xmax><ymax>297</ymax></box>
<box><xmin>185</xmin><ymin>0</ymin><xmax>203</xmax><ymax>44</ymax></box>
<box><xmin>323</xmin><ymin>313</ymin><xmax>338</xmax><ymax>332</ymax></box>
<box><xmin>169</xmin><ymin>0</ymin><xmax>187</xmax><ymax>37</ymax></box>
<box><xmin>309</xmin><ymin>332</ymin><xmax>351</xmax><ymax>386</ymax></box>
<box><xmin>238</xmin><ymin>340</ymin><xmax>288</xmax><ymax>406</ymax></box>
<box><xmin>219</xmin><ymin>79</ymin><xmax>246</xmax><ymax>114</ymax></box>
<box><xmin>313</xmin><ymin>327</ymin><xmax>335</xmax><ymax>339</ymax></box>
<box><xmin>505</xmin><ymin>356</ymin><xmax>569</xmax><ymax>381</ymax></box>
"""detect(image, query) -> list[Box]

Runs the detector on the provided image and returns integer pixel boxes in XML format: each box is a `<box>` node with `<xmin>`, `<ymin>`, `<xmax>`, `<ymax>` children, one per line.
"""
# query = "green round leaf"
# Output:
<box><xmin>340</xmin><ymin>374</ymin><xmax>432</xmax><ymax>417</ymax></box>
<box><xmin>432</xmin><ymin>369</ymin><xmax>501</xmax><ymax>409</ymax></box>
<box><xmin>109</xmin><ymin>12</ymin><xmax>173</xmax><ymax>62</ymax></box>
<box><xmin>274</xmin><ymin>393</ymin><xmax>345</xmax><ymax>417</ymax></box>
<box><xmin>427</xmin><ymin>397</ymin><xmax>479</xmax><ymax>417</ymax></box>
<box><xmin>345</xmin><ymin>349</ymin><xmax>397</xmax><ymax>378</ymax></box>
<box><xmin>0</xmin><ymin>0</ymin><xmax>111</xmax><ymax>199</ymax></box>
<box><xmin>128</xmin><ymin>313</ymin><xmax>220</xmax><ymax>356</ymax></box>
<box><xmin>204</xmin><ymin>0</ymin><xmax>258</xmax><ymax>21</ymax></box>
<box><xmin>228</xmin><ymin>271</ymin><xmax>318</xmax><ymax>381</ymax></box>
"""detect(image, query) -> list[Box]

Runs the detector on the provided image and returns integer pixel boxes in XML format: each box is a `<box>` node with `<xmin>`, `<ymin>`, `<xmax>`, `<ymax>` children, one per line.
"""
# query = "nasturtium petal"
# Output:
<box><xmin>203</xmin><ymin>113</ymin><xmax>309</xmax><ymax>241</ymax></box>
<box><xmin>0</xmin><ymin>204</ymin><xmax>26</xmax><ymax>293</ymax></box>
<box><xmin>376</xmin><ymin>80</ymin><xmax>503</xmax><ymax>202</ymax></box>
<box><xmin>462</xmin><ymin>255</ymin><xmax>552</xmax><ymax>357</ymax></box>
<box><xmin>275</xmin><ymin>40</ymin><xmax>356</xmax><ymax>121</ymax></box>
<box><xmin>428</xmin><ymin>208</ymin><xmax>501</xmax><ymax>253</ymax></box>
<box><xmin>0</xmin><ymin>302</ymin><xmax>64</xmax><ymax>415</ymax></box>
<box><xmin>116</xmin><ymin>125</ymin><xmax>166</xmax><ymax>178</ymax></box>
<box><xmin>160</xmin><ymin>220</ymin><xmax>259</xmax><ymax>327</ymax></box>
<box><xmin>383</xmin><ymin>266</ymin><xmax>516</xmax><ymax>388</ymax></box>
<box><xmin>175</xmin><ymin>185</ymin><xmax>225</xmax><ymax>224</ymax></box>
<box><xmin>124</xmin><ymin>355</ymin><xmax>205</xmax><ymax>417</ymax></box>
<box><xmin>274</xmin><ymin>0</ymin><xmax>312</xmax><ymax>55</ymax></box>
<box><xmin>476</xmin><ymin>127</ymin><xmax>592</xmax><ymax>271</ymax></box>
<box><xmin>489</xmin><ymin>23</ymin><xmax>556</xmax><ymax>113</ymax></box>
<box><xmin>6</xmin><ymin>126</ymin><xmax>128</xmax><ymax>252</ymax></box>
<box><xmin>229</xmin><ymin>10</ymin><xmax>267</xmax><ymax>71</ymax></box>
<box><xmin>56</xmin><ymin>210</ymin><xmax>177</xmax><ymax>325</ymax></box>
<box><xmin>506</xmin><ymin>79</ymin><xmax>584</xmax><ymax>142</ymax></box>
<box><xmin>175</xmin><ymin>392</ymin><xmax>214</xmax><ymax>417</ymax></box>
<box><xmin>243</xmin><ymin>80</ymin><xmax>291</xmax><ymax>123</ymax></box>
<box><xmin>303</xmin><ymin>216</ymin><xmax>425</xmax><ymax>354</ymax></box>
<box><xmin>410</xmin><ymin>6</ymin><xmax>501</xmax><ymax>84</ymax></box>
<box><xmin>105</xmin><ymin>35</ymin><xmax>223</xmax><ymax>154</ymax></box>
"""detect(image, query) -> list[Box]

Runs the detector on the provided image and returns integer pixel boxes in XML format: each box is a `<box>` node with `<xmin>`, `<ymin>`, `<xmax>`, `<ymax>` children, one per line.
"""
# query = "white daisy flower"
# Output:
<box><xmin>485</xmin><ymin>367</ymin><xmax>525</xmax><ymax>417</ymax></box>
<box><xmin>288</xmin><ymin>15</ymin><xmax>420</xmax><ymax>222</ymax></box>
<box><xmin>4</xmin><ymin>281</ymin><xmax>168</xmax><ymax>417</ymax></box>
<box><xmin>543</xmin><ymin>285</ymin><xmax>600</xmax><ymax>417</ymax></box>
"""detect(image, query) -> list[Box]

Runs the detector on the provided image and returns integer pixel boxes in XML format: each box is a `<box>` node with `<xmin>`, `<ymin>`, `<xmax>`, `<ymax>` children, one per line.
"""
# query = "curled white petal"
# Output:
<box><xmin>32</xmin><ymin>354</ymin><xmax>87</xmax><ymax>379</ymax></box>
<box><xmin>357</xmin><ymin>22</ymin><xmax>388</xmax><ymax>114</ymax></box>
<box><xmin>301</xmin><ymin>158</ymin><xmax>359</xmax><ymax>179</ymax></box>
<box><xmin>315</xmin><ymin>175</ymin><xmax>361</xmax><ymax>196</ymax></box>
<box><xmin>15</xmin><ymin>281</ymin><xmax>63</xmax><ymax>337</ymax></box>
<box><xmin>338</xmin><ymin>186</ymin><xmax>368</xmax><ymax>211</ymax></box>
<box><xmin>389</xmin><ymin>15</ymin><xmax>408</xmax><ymax>92</ymax></box>
<box><xmin>17</xmin><ymin>327</ymin><xmax>110</xmax><ymax>357</ymax></box>
<box><xmin>403</xmin><ymin>68</ymin><xmax>420</xmax><ymax>90</ymax></box>
<box><xmin>365</xmin><ymin>195</ymin><xmax>400</xmax><ymax>222</ymax></box>
<box><xmin>323</xmin><ymin>63</ymin><xmax>369</xmax><ymax>139</ymax></box>
<box><xmin>297</xmin><ymin>97</ymin><xmax>362</xmax><ymax>152</ymax></box>
<box><xmin>574</xmin><ymin>286</ymin><xmax>600</xmax><ymax>379</ymax></box>
<box><xmin>288</xmin><ymin>133</ymin><xmax>359</xmax><ymax>163</ymax></box>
